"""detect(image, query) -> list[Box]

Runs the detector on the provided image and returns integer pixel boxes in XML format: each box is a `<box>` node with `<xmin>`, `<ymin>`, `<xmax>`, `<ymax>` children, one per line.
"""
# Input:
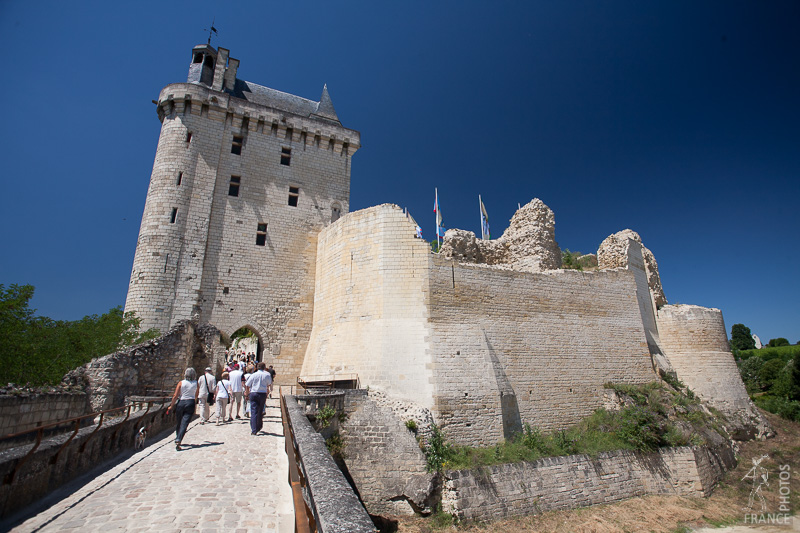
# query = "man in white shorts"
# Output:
<box><xmin>228</xmin><ymin>363</ymin><xmax>245</xmax><ymax>419</ymax></box>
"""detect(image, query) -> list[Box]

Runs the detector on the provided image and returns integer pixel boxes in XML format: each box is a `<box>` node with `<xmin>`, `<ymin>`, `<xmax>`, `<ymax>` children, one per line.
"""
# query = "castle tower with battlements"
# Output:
<box><xmin>125</xmin><ymin>44</ymin><xmax>360</xmax><ymax>380</ymax></box>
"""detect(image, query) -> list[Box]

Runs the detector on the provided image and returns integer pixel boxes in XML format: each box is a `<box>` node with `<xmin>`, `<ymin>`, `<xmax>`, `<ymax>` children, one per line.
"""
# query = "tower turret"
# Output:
<box><xmin>187</xmin><ymin>44</ymin><xmax>217</xmax><ymax>86</ymax></box>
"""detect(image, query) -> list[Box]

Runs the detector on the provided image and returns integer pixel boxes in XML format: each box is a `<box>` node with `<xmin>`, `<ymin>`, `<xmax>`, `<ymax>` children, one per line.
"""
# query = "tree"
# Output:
<box><xmin>0</xmin><ymin>284</ymin><xmax>159</xmax><ymax>386</ymax></box>
<box><xmin>730</xmin><ymin>323</ymin><xmax>756</xmax><ymax>351</ymax></box>
<box><xmin>767</xmin><ymin>338</ymin><xmax>790</xmax><ymax>347</ymax></box>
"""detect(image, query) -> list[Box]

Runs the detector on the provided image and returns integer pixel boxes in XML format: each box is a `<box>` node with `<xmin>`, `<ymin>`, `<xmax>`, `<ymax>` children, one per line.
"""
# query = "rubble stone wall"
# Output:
<box><xmin>64</xmin><ymin>321</ymin><xmax>224</xmax><ymax>412</ymax></box>
<box><xmin>442</xmin><ymin>445</ymin><xmax>734</xmax><ymax>521</ymax></box>
<box><xmin>338</xmin><ymin>391</ymin><xmax>434</xmax><ymax>516</ymax></box>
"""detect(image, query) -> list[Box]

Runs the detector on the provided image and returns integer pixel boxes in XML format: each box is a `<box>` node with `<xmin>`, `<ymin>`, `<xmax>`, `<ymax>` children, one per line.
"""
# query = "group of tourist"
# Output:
<box><xmin>166</xmin><ymin>361</ymin><xmax>277</xmax><ymax>450</ymax></box>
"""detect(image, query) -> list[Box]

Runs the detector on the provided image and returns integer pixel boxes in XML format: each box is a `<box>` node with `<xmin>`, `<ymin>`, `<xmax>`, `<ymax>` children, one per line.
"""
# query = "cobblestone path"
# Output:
<box><xmin>10</xmin><ymin>398</ymin><xmax>294</xmax><ymax>532</ymax></box>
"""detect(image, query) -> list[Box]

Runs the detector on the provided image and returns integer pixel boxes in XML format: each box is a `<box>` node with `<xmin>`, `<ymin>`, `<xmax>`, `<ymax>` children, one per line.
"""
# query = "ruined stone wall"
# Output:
<box><xmin>442</xmin><ymin>445</ymin><xmax>734</xmax><ymax>521</ymax></box>
<box><xmin>126</xmin><ymin>79</ymin><xmax>360</xmax><ymax>385</ymax></box>
<box><xmin>301</xmin><ymin>205</ymin><xmax>435</xmax><ymax>408</ymax></box>
<box><xmin>428</xmin><ymin>259</ymin><xmax>656</xmax><ymax>446</ymax></box>
<box><xmin>64</xmin><ymin>321</ymin><xmax>224</xmax><ymax>411</ymax></box>
<box><xmin>656</xmin><ymin>305</ymin><xmax>769</xmax><ymax>438</ymax></box>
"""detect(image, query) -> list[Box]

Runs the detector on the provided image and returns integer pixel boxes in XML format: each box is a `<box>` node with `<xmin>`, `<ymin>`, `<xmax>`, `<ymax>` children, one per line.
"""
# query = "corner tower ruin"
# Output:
<box><xmin>125</xmin><ymin>44</ymin><xmax>360</xmax><ymax>380</ymax></box>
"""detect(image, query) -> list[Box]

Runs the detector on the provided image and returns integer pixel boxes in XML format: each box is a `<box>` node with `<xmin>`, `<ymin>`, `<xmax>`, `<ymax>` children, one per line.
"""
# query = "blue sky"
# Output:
<box><xmin>1</xmin><ymin>1</ymin><xmax>797</xmax><ymax>344</ymax></box>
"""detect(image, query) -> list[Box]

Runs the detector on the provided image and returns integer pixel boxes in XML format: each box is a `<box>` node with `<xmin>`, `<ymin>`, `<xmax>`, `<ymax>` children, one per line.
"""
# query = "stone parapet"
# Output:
<box><xmin>156</xmin><ymin>83</ymin><xmax>360</xmax><ymax>156</ymax></box>
<box><xmin>0</xmin><ymin>391</ymin><xmax>89</xmax><ymax>450</ymax></box>
<box><xmin>283</xmin><ymin>395</ymin><xmax>375</xmax><ymax>533</ymax></box>
<box><xmin>0</xmin><ymin>402</ymin><xmax>173</xmax><ymax>520</ymax></box>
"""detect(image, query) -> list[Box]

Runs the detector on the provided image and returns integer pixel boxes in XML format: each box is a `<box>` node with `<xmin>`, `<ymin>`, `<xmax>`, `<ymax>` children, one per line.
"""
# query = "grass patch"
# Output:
<box><xmin>435</xmin><ymin>382</ymin><xmax>721</xmax><ymax>472</ymax></box>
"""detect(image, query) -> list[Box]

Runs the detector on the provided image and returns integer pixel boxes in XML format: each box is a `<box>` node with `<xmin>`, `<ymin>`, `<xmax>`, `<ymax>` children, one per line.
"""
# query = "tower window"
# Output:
<box><xmin>288</xmin><ymin>186</ymin><xmax>299</xmax><ymax>207</ymax></box>
<box><xmin>228</xmin><ymin>176</ymin><xmax>241</xmax><ymax>197</ymax></box>
<box><xmin>185</xmin><ymin>131</ymin><xmax>192</xmax><ymax>144</ymax></box>
<box><xmin>256</xmin><ymin>223</ymin><xmax>267</xmax><ymax>246</ymax></box>
<box><xmin>331</xmin><ymin>205</ymin><xmax>341</xmax><ymax>223</ymax></box>
<box><xmin>281</xmin><ymin>147</ymin><xmax>291</xmax><ymax>166</ymax></box>
<box><xmin>193</xmin><ymin>53</ymin><xmax>203</xmax><ymax>64</ymax></box>
<box><xmin>176</xmin><ymin>172</ymin><xmax>183</xmax><ymax>186</ymax></box>
<box><xmin>231</xmin><ymin>135</ymin><xmax>243</xmax><ymax>155</ymax></box>
<box><xmin>170</xmin><ymin>208</ymin><xmax>178</xmax><ymax>224</ymax></box>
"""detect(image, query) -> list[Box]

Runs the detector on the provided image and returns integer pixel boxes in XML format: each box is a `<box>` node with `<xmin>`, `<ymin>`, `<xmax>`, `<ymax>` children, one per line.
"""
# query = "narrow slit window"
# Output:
<box><xmin>256</xmin><ymin>223</ymin><xmax>267</xmax><ymax>246</ymax></box>
<box><xmin>288</xmin><ymin>186</ymin><xmax>299</xmax><ymax>207</ymax></box>
<box><xmin>231</xmin><ymin>135</ymin><xmax>243</xmax><ymax>155</ymax></box>
<box><xmin>228</xmin><ymin>176</ymin><xmax>241</xmax><ymax>197</ymax></box>
<box><xmin>185</xmin><ymin>131</ymin><xmax>192</xmax><ymax>144</ymax></box>
<box><xmin>176</xmin><ymin>172</ymin><xmax>183</xmax><ymax>186</ymax></box>
<box><xmin>170</xmin><ymin>208</ymin><xmax>178</xmax><ymax>224</ymax></box>
<box><xmin>281</xmin><ymin>147</ymin><xmax>291</xmax><ymax>166</ymax></box>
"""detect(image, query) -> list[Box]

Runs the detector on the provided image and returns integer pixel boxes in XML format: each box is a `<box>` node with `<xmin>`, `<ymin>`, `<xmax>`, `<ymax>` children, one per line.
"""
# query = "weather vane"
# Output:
<box><xmin>204</xmin><ymin>18</ymin><xmax>218</xmax><ymax>45</ymax></box>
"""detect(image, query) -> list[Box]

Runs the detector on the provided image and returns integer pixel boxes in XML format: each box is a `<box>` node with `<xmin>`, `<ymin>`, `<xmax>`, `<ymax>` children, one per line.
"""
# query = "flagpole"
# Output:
<box><xmin>435</xmin><ymin>188</ymin><xmax>440</xmax><ymax>253</ymax></box>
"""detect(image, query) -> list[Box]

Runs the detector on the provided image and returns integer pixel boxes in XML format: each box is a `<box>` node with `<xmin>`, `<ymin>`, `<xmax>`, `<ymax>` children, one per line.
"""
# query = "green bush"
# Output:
<box><xmin>405</xmin><ymin>419</ymin><xmax>418</xmax><ymax>432</ymax></box>
<box><xmin>425</xmin><ymin>423</ymin><xmax>452</xmax><ymax>472</ymax></box>
<box><xmin>768</xmin><ymin>338</ymin><xmax>790</xmax><ymax>347</ymax></box>
<box><xmin>755</xmin><ymin>396</ymin><xmax>800</xmax><ymax>422</ymax></box>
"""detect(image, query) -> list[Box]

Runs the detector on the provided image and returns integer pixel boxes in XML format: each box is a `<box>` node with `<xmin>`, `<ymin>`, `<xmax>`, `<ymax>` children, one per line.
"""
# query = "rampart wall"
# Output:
<box><xmin>428</xmin><ymin>258</ymin><xmax>655</xmax><ymax>445</ymax></box>
<box><xmin>302</xmin><ymin>205</ymin><xmax>435</xmax><ymax>408</ymax></box>
<box><xmin>303</xmin><ymin>205</ymin><xmax>658</xmax><ymax>446</ymax></box>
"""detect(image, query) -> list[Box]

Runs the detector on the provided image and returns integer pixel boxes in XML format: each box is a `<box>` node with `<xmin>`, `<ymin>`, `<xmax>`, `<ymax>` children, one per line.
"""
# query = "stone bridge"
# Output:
<box><xmin>2</xmin><ymin>396</ymin><xmax>375</xmax><ymax>533</ymax></box>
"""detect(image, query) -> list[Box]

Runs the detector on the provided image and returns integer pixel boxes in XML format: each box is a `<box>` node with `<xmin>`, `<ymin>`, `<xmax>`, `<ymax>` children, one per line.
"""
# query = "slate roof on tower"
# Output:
<box><xmin>230</xmin><ymin>79</ymin><xmax>341</xmax><ymax>125</ymax></box>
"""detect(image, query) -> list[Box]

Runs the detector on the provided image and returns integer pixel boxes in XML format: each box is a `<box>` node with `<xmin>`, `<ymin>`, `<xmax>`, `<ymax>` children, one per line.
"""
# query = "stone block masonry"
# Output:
<box><xmin>0</xmin><ymin>391</ymin><xmax>89</xmax><ymax>449</ymax></box>
<box><xmin>303</xmin><ymin>204</ymin><xmax>657</xmax><ymax>447</ymax></box>
<box><xmin>429</xmin><ymin>258</ymin><xmax>655</xmax><ymax>446</ymax></box>
<box><xmin>656</xmin><ymin>304</ymin><xmax>771</xmax><ymax>439</ymax></box>
<box><xmin>125</xmin><ymin>44</ymin><xmax>360</xmax><ymax>386</ymax></box>
<box><xmin>442</xmin><ymin>444</ymin><xmax>736</xmax><ymax>521</ymax></box>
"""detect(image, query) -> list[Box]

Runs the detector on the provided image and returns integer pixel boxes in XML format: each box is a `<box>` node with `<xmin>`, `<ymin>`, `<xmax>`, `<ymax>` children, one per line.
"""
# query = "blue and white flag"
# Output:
<box><xmin>479</xmin><ymin>195</ymin><xmax>490</xmax><ymax>240</ymax></box>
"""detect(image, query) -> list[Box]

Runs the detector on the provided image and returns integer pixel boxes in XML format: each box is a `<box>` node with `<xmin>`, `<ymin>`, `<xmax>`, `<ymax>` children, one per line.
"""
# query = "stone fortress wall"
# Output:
<box><xmin>121</xmin><ymin>43</ymin><xmax>765</xmax><ymax>448</ymax></box>
<box><xmin>301</xmin><ymin>202</ymin><xmax>766</xmax><ymax>445</ymax></box>
<box><xmin>124</xmin><ymin>45</ymin><xmax>360</xmax><ymax>383</ymax></box>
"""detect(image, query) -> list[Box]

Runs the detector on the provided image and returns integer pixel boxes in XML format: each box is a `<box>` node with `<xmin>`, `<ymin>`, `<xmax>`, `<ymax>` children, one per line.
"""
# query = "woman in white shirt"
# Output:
<box><xmin>214</xmin><ymin>371</ymin><xmax>232</xmax><ymax>425</ymax></box>
<box><xmin>166</xmin><ymin>367</ymin><xmax>199</xmax><ymax>451</ymax></box>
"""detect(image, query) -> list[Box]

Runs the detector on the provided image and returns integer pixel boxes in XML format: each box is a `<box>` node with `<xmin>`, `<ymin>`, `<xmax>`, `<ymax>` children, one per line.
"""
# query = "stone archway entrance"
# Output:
<box><xmin>230</xmin><ymin>326</ymin><xmax>264</xmax><ymax>362</ymax></box>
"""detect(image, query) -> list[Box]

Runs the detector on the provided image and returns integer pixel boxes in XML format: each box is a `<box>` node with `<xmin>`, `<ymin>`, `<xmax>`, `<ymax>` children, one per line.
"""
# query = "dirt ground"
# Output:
<box><xmin>394</xmin><ymin>411</ymin><xmax>800</xmax><ymax>533</ymax></box>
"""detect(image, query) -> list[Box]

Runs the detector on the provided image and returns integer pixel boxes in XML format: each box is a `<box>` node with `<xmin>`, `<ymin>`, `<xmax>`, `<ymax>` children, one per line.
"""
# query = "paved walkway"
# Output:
<box><xmin>10</xmin><ymin>398</ymin><xmax>294</xmax><ymax>532</ymax></box>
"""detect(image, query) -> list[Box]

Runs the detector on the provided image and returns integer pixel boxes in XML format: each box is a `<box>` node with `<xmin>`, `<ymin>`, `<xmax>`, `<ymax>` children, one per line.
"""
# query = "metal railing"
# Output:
<box><xmin>280</xmin><ymin>386</ymin><xmax>315</xmax><ymax>533</ymax></box>
<box><xmin>0</xmin><ymin>396</ymin><xmax>170</xmax><ymax>485</ymax></box>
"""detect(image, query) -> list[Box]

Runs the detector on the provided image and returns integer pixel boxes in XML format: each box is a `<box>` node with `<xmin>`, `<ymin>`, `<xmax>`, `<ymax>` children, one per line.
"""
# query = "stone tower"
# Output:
<box><xmin>125</xmin><ymin>44</ymin><xmax>360</xmax><ymax>381</ymax></box>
